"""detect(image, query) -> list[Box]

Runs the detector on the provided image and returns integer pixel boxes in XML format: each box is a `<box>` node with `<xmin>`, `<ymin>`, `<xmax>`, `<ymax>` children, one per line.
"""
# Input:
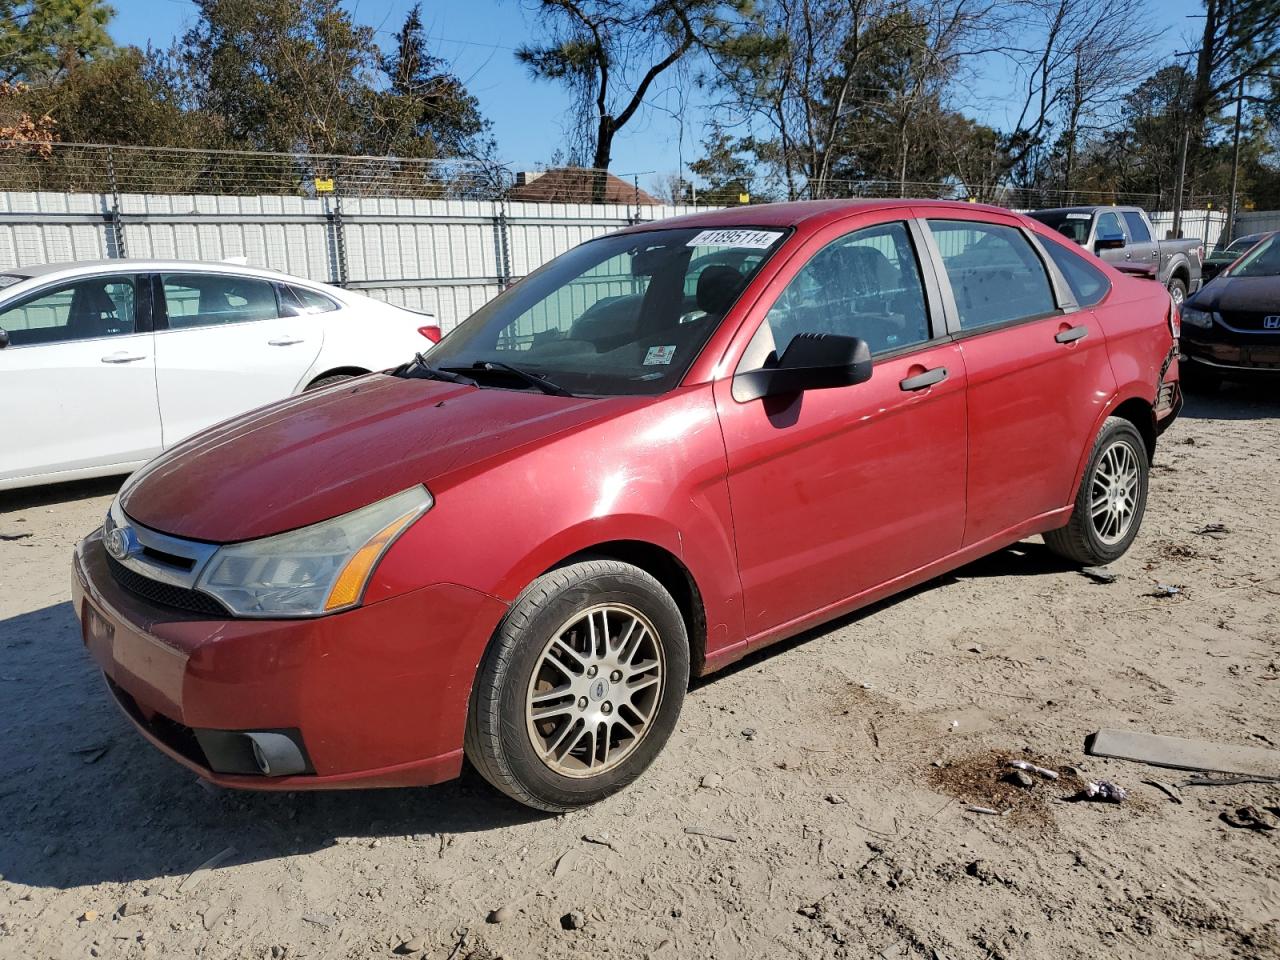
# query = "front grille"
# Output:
<box><xmin>106</xmin><ymin>554</ymin><xmax>229</xmax><ymax>616</ymax></box>
<box><xmin>1220</xmin><ymin>311</ymin><xmax>1280</xmax><ymax>333</ymax></box>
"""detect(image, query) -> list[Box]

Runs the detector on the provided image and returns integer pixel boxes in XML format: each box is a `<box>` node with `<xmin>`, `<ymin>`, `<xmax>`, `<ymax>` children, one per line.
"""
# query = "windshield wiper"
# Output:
<box><xmin>397</xmin><ymin>352</ymin><xmax>477</xmax><ymax>386</ymax></box>
<box><xmin>443</xmin><ymin>360</ymin><xmax>574</xmax><ymax>397</ymax></box>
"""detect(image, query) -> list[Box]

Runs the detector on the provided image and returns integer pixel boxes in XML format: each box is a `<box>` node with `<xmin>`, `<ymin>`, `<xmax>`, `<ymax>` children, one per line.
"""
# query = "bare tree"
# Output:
<box><xmin>516</xmin><ymin>0</ymin><xmax>734</xmax><ymax>178</ymax></box>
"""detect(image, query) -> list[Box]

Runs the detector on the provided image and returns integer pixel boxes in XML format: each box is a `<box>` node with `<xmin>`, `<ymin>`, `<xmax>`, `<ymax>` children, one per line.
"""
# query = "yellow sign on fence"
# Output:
<box><xmin>314</xmin><ymin>177</ymin><xmax>335</xmax><ymax>194</ymax></box>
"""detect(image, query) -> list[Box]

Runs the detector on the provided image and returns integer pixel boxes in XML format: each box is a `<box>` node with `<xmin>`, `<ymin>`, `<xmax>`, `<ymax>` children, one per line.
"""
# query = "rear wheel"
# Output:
<box><xmin>465</xmin><ymin>559</ymin><xmax>689</xmax><ymax>811</ymax></box>
<box><xmin>306</xmin><ymin>373</ymin><xmax>356</xmax><ymax>390</ymax></box>
<box><xmin>1044</xmin><ymin>417</ymin><xmax>1149</xmax><ymax>565</ymax></box>
<box><xmin>1167</xmin><ymin>277</ymin><xmax>1188</xmax><ymax>306</ymax></box>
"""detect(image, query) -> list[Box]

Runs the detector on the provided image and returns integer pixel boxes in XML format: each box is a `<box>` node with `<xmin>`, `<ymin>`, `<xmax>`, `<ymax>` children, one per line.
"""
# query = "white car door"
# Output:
<box><xmin>0</xmin><ymin>273</ymin><xmax>161</xmax><ymax>487</ymax></box>
<box><xmin>152</xmin><ymin>271</ymin><xmax>323</xmax><ymax>445</ymax></box>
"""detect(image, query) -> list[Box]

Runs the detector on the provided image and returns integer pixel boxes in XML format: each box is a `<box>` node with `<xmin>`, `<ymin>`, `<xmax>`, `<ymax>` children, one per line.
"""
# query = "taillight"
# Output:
<box><xmin>1168</xmin><ymin>299</ymin><xmax>1180</xmax><ymax>339</ymax></box>
<box><xmin>417</xmin><ymin>324</ymin><xmax>442</xmax><ymax>343</ymax></box>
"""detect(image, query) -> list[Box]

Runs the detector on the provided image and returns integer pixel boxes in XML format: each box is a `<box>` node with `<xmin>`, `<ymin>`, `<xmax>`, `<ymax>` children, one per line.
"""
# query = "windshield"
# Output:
<box><xmin>1228</xmin><ymin>233</ymin><xmax>1280</xmax><ymax>278</ymax></box>
<box><xmin>424</xmin><ymin>226</ymin><xmax>787</xmax><ymax>395</ymax></box>
<box><xmin>1028</xmin><ymin>211</ymin><xmax>1092</xmax><ymax>245</ymax></box>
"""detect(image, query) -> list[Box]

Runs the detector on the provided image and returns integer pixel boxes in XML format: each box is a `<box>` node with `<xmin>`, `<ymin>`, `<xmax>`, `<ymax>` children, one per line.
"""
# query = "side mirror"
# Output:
<box><xmin>0</xmin><ymin>327</ymin><xmax>8</xmax><ymax>349</ymax></box>
<box><xmin>1095</xmin><ymin>229</ymin><xmax>1125</xmax><ymax>251</ymax></box>
<box><xmin>734</xmin><ymin>333</ymin><xmax>872</xmax><ymax>402</ymax></box>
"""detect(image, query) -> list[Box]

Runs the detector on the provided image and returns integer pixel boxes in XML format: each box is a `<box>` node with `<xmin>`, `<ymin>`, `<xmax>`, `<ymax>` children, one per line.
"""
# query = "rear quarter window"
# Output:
<box><xmin>1040</xmin><ymin>238</ymin><xmax>1111</xmax><ymax>307</ymax></box>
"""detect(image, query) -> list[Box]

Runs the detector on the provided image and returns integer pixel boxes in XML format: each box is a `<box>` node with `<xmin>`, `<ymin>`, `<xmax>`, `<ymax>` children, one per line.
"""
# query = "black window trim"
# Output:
<box><xmin>0</xmin><ymin>271</ymin><xmax>150</xmax><ymax>348</ymax></box>
<box><xmin>918</xmin><ymin>216</ymin><xmax>1080</xmax><ymax>342</ymax></box>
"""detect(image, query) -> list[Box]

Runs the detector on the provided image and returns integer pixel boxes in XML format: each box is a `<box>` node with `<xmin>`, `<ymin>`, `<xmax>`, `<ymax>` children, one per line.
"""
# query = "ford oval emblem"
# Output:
<box><xmin>105</xmin><ymin>525</ymin><xmax>135</xmax><ymax>560</ymax></box>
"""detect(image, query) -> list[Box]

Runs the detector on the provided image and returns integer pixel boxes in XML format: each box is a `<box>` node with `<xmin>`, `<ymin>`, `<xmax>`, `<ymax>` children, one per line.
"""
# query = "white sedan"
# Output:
<box><xmin>0</xmin><ymin>259</ymin><xmax>440</xmax><ymax>491</ymax></box>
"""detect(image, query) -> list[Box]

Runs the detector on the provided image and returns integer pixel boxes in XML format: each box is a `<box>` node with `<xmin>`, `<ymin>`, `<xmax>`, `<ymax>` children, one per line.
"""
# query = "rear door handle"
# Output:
<box><xmin>1055</xmin><ymin>325</ymin><xmax>1089</xmax><ymax>344</ymax></box>
<box><xmin>101</xmin><ymin>352</ymin><xmax>147</xmax><ymax>364</ymax></box>
<box><xmin>268</xmin><ymin>337</ymin><xmax>304</xmax><ymax>346</ymax></box>
<box><xmin>899</xmin><ymin>367</ymin><xmax>948</xmax><ymax>391</ymax></box>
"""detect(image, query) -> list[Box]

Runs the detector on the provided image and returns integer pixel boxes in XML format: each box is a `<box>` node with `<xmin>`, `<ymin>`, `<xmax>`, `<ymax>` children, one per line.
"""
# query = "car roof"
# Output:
<box><xmin>614</xmin><ymin>198</ymin><xmax>1019</xmax><ymax>234</ymax></box>
<box><xmin>0</xmin><ymin>258</ymin><xmax>341</xmax><ymax>290</ymax></box>
<box><xmin>1029</xmin><ymin>206</ymin><xmax>1135</xmax><ymax>215</ymax></box>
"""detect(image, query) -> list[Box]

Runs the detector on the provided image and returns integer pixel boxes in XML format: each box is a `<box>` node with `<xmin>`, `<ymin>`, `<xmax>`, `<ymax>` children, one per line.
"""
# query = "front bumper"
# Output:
<box><xmin>73</xmin><ymin>530</ymin><xmax>508</xmax><ymax>790</ymax></box>
<box><xmin>1181</xmin><ymin>337</ymin><xmax>1280</xmax><ymax>374</ymax></box>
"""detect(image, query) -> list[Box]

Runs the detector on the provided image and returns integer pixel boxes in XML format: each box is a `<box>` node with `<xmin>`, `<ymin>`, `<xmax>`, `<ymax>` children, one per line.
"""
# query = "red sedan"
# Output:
<box><xmin>73</xmin><ymin>200</ymin><xmax>1181</xmax><ymax>810</ymax></box>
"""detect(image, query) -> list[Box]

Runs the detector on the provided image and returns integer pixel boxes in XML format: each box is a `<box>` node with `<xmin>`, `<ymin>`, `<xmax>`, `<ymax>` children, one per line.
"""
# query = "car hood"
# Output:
<box><xmin>121</xmin><ymin>375</ymin><xmax>633</xmax><ymax>542</ymax></box>
<box><xmin>1192</xmin><ymin>274</ymin><xmax>1280</xmax><ymax>312</ymax></box>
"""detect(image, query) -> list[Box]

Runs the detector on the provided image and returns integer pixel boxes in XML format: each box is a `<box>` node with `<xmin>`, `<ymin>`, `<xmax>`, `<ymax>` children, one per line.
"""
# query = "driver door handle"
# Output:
<box><xmin>101</xmin><ymin>352</ymin><xmax>147</xmax><ymax>364</ymax></box>
<box><xmin>1055</xmin><ymin>325</ymin><xmax>1089</xmax><ymax>344</ymax></box>
<box><xmin>899</xmin><ymin>367</ymin><xmax>948</xmax><ymax>391</ymax></box>
<box><xmin>268</xmin><ymin>336</ymin><xmax>304</xmax><ymax>346</ymax></box>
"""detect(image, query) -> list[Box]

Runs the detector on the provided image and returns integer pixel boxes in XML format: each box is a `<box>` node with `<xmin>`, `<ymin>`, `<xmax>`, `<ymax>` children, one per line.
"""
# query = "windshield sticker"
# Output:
<box><xmin>644</xmin><ymin>345</ymin><xmax>677</xmax><ymax>365</ymax></box>
<box><xmin>687</xmin><ymin>229</ymin><xmax>783</xmax><ymax>249</ymax></box>
<box><xmin>1066</xmin><ymin>213</ymin><xmax>1092</xmax><ymax>220</ymax></box>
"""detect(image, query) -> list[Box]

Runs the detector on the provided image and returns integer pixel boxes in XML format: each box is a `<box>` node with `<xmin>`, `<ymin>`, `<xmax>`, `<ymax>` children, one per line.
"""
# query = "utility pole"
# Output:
<box><xmin>1171</xmin><ymin>125</ymin><xmax>1190</xmax><ymax>239</ymax></box>
<box><xmin>1226</xmin><ymin>76</ymin><xmax>1244</xmax><ymax>244</ymax></box>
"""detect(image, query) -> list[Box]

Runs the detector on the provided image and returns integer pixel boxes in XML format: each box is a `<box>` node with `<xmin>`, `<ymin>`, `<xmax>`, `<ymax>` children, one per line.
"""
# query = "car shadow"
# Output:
<box><xmin>0</xmin><ymin>601</ymin><xmax>547</xmax><ymax>893</ymax></box>
<box><xmin>0</xmin><ymin>541</ymin><xmax>1072</xmax><ymax>892</ymax></box>
<box><xmin>0</xmin><ymin>475</ymin><xmax>125</xmax><ymax>511</ymax></box>
<box><xmin>1178</xmin><ymin>381</ymin><xmax>1280</xmax><ymax>421</ymax></box>
<box><xmin>694</xmin><ymin>539</ymin><xmax>1074</xmax><ymax>687</ymax></box>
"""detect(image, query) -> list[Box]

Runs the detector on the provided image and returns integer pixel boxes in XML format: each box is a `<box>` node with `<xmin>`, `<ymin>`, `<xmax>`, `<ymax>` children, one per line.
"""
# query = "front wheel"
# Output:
<box><xmin>1044</xmin><ymin>417</ymin><xmax>1149</xmax><ymax>565</ymax></box>
<box><xmin>465</xmin><ymin>559</ymin><xmax>689</xmax><ymax>811</ymax></box>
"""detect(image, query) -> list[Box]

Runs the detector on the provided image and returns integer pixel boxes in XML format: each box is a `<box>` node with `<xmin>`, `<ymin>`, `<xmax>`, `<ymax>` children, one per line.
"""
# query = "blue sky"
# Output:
<box><xmin>112</xmin><ymin>0</ymin><xmax>1205</xmax><ymax>183</ymax></box>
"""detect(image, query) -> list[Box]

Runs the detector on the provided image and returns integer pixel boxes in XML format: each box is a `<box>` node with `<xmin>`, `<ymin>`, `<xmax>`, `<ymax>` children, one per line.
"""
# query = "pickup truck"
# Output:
<box><xmin>1028</xmin><ymin>206</ymin><xmax>1203</xmax><ymax>305</ymax></box>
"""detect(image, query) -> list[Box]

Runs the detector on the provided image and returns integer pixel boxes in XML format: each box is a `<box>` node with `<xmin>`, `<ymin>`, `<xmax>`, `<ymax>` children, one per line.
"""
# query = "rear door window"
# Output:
<box><xmin>926</xmin><ymin>220</ymin><xmax>1057</xmax><ymax>329</ymax></box>
<box><xmin>1122</xmin><ymin>212</ymin><xmax>1152</xmax><ymax>243</ymax></box>
<box><xmin>0</xmin><ymin>276</ymin><xmax>137</xmax><ymax>346</ymax></box>
<box><xmin>161</xmin><ymin>274</ymin><xmax>280</xmax><ymax>329</ymax></box>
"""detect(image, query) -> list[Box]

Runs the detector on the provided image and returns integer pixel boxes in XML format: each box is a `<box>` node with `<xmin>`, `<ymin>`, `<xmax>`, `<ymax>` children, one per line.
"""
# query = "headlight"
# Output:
<box><xmin>195</xmin><ymin>486</ymin><xmax>432</xmax><ymax>618</ymax></box>
<box><xmin>1180</xmin><ymin>306</ymin><xmax>1218</xmax><ymax>330</ymax></box>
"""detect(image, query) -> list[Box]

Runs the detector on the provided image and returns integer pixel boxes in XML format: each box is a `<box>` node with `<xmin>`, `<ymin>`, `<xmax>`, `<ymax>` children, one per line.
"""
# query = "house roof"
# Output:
<box><xmin>508</xmin><ymin>169</ymin><xmax>662</xmax><ymax>205</ymax></box>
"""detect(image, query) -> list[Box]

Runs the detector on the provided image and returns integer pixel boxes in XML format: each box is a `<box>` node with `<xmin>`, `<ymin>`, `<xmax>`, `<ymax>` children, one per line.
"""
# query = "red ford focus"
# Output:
<box><xmin>73</xmin><ymin>200</ymin><xmax>1181</xmax><ymax>810</ymax></box>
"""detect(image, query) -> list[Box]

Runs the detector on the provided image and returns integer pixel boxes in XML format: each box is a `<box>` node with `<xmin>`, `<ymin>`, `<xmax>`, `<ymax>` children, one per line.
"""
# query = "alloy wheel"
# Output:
<box><xmin>524</xmin><ymin>603</ymin><xmax>664</xmax><ymax>778</ymax></box>
<box><xmin>1090</xmin><ymin>438</ymin><xmax>1141</xmax><ymax>545</ymax></box>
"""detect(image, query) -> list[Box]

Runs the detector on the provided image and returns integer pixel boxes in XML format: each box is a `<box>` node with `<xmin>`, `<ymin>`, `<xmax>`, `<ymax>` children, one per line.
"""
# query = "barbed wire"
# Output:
<box><xmin>0</xmin><ymin>140</ymin><xmax>1227</xmax><ymax>211</ymax></box>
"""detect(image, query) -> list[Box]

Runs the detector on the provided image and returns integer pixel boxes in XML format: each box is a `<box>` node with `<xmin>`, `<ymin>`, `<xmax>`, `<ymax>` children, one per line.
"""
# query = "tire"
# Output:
<box><xmin>306</xmin><ymin>373</ymin><xmax>357</xmax><ymax>390</ymax></box>
<box><xmin>465</xmin><ymin>559</ymin><xmax>690</xmax><ymax>811</ymax></box>
<box><xmin>1167</xmin><ymin>277</ymin><xmax>1188</xmax><ymax>306</ymax></box>
<box><xmin>1043</xmin><ymin>417</ymin><xmax>1149</xmax><ymax>566</ymax></box>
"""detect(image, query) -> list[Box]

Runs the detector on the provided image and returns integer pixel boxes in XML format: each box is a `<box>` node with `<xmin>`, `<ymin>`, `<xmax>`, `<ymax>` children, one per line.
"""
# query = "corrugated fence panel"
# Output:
<box><xmin>5</xmin><ymin>191</ymin><xmax>1271</xmax><ymax>334</ymax></box>
<box><xmin>1234</xmin><ymin>211</ymin><xmax>1280</xmax><ymax>239</ymax></box>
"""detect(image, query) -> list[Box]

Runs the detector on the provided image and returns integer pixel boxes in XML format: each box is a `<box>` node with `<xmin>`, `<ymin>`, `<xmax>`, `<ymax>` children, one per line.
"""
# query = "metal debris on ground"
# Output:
<box><xmin>1144</xmin><ymin>779</ymin><xmax>1183</xmax><ymax>803</ymax></box>
<box><xmin>964</xmin><ymin>805</ymin><xmax>1006</xmax><ymax>816</ymax></box>
<box><xmin>176</xmin><ymin>846</ymin><xmax>236</xmax><ymax>894</ymax></box>
<box><xmin>1079</xmin><ymin>566</ymin><xmax>1118</xmax><ymax>584</ymax></box>
<box><xmin>1087</xmin><ymin>728</ymin><xmax>1280</xmax><ymax>778</ymax></box>
<box><xmin>1009</xmin><ymin>759</ymin><xmax>1060</xmax><ymax>780</ymax></box>
<box><xmin>683</xmin><ymin>826</ymin><xmax>738</xmax><ymax>842</ymax></box>
<box><xmin>1220</xmin><ymin>806</ymin><xmax>1277</xmax><ymax>831</ymax></box>
<box><xmin>1148</xmin><ymin>583</ymin><xmax>1181</xmax><ymax>598</ymax></box>
<box><xmin>1193</xmin><ymin>522</ymin><xmax>1230</xmax><ymax>539</ymax></box>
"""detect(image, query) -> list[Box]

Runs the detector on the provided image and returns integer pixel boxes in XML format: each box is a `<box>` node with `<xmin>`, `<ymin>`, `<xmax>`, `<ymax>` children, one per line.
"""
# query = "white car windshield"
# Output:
<box><xmin>422</xmin><ymin>227</ymin><xmax>787</xmax><ymax>396</ymax></box>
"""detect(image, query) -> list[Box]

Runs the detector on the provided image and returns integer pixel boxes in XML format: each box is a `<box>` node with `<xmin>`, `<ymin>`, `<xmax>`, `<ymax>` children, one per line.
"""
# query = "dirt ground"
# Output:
<box><xmin>2</xmin><ymin>385</ymin><xmax>1278</xmax><ymax>960</ymax></box>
